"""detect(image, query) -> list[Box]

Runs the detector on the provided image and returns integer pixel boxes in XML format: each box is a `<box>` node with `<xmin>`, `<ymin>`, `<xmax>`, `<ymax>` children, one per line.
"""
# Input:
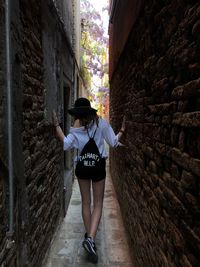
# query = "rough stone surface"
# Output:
<box><xmin>110</xmin><ymin>1</ymin><xmax>200</xmax><ymax>266</ymax></box>
<box><xmin>0</xmin><ymin>0</ymin><xmax>75</xmax><ymax>266</ymax></box>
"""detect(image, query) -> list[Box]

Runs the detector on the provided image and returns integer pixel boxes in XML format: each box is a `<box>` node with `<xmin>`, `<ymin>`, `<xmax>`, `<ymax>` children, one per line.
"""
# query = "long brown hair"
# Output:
<box><xmin>75</xmin><ymin>113</ymin><xmax>99</xmax><ymax>129</ymax></box>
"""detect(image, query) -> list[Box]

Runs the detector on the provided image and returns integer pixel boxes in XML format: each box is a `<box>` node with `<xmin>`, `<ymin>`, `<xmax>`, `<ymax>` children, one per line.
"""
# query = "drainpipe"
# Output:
<box><xmin>5</xmin><ymin>0</ymin><xmax>15</xmax><ymax>245</ymax></box>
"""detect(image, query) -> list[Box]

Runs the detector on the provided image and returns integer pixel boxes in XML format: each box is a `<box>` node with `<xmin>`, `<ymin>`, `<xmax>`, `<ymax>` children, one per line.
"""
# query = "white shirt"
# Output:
<box><xmin>63</xmin><ymin>118</ymin><xmax>121</xmax><ymax>158</ymax></box>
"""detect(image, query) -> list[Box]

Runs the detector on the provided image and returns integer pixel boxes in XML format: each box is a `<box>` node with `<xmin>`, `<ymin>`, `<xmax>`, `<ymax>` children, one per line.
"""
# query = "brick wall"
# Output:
<box><xmin>109</xmin><ymin>0</ymin><xmax>144</xmax><ymax>78</ymax></box>
<box><xmin>20</xmin><ymin>1</ymin><xmax>64</xmax><ymax>266</ymax></box>
<box><xmin>0</xmin><ymin>0</ymin><xmax>5</xmax><ymax>158</ymax></box>
<box><xmin>110</xmin><ymin>1</ymin><xmax>200</xmax><ymax>266</ymax></box>
<box><xmin>0</xmin><ymin>0</ymin><xmax>76</xmax><ymax>266</ymax></box>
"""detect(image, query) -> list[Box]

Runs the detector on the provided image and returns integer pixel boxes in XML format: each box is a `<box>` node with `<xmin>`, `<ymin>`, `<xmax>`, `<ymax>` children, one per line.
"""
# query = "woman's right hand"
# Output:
<box><xmin>52</xmin><ymin>111</ymin><xmax>59</xmax><ymax>126</ymax></box>
<box><xmin>52</xmin><ymin>111</ymin><xmax>65</xmax><ymax>142</ymax></box>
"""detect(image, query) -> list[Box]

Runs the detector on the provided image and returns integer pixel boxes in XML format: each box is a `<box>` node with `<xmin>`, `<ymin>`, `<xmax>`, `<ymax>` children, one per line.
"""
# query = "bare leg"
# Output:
<box><xmin>78</xmin><ymin>179</ymin><xmax>91</xmax><ymax>235</ymax></box>
<box><xmin>89</xmin><ymin>179</ymin><xmax>105</xmax><ymax>239</ymax></box>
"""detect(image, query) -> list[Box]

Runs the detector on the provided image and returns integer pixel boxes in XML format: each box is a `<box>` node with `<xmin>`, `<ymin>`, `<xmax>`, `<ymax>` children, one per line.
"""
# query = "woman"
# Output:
<box><xmin>52</xmin><ymin>97</ymin><xmax>125</xmax><ymax>263</ymax></box>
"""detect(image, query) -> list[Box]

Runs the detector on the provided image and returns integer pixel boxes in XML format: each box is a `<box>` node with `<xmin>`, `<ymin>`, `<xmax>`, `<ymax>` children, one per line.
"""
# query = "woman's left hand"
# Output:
<box><xmin>120</xmin><ymin>116</ymin><xmax>126</xmax><ymax>133</ymax></box>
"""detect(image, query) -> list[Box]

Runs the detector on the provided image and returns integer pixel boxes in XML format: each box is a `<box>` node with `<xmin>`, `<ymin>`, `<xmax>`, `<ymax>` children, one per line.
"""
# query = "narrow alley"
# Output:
<box><xmin>44</xmin><ymin>161</ymin><xmax>133</xmax><ymax>267</ymax></box>
<box><xmin>1</xmin><ymin>0</ymin><xmax>200</xmax><ymax>267</ymax></box>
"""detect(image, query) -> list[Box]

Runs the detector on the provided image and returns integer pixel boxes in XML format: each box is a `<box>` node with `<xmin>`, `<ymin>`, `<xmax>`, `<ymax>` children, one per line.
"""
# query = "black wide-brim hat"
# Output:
<box><xmin>68</xmin><ymin>97</ymin><xmax>97</xmax><ymax>116</ymax></box>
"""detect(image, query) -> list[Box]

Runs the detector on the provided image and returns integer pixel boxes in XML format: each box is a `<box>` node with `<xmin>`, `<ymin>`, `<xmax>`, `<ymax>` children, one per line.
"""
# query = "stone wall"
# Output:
<box><xmin>0</xmin><ymin>0</ymin><xmax>5</xmax><ymax>159</ymax></box>
<box><xmin>20</xmin><ymin>1</ymin><xmax>64</xmax><ymax>266</ymax></box>
<box><xmin>0</xmin><ymin>0</ymin><xmax>76</xmax><ymax>266</ymax></box>
<box><xmin>110</xmin><ymin>1</ymin><xmax>200</xmax><ymax>266</ymax></box>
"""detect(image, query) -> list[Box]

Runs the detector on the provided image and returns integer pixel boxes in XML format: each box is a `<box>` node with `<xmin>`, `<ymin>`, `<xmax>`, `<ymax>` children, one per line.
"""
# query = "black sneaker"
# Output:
<box><xmin>84</xmin><ymin>232</ymin><xmax>88</xmax><ymax>239</ymax></box>
<box><xmin>82</xmin><ymin>237</ymin><xmax>98</xmax><ymax>263</ymax></box>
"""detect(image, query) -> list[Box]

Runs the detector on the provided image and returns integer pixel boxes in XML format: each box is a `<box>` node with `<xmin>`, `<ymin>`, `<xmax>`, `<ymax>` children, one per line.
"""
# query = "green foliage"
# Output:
<box><xmin>80</xmin><ymin>0</ymin><xmax>109</xmax><ymax>92</ymax></box>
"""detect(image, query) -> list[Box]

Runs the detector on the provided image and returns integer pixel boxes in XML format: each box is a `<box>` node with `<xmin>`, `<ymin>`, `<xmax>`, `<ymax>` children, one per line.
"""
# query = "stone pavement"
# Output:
<box><xmin>43</xmin><ymin>162</ymin><xmax>133</xmax><ymax>267</ymax></box>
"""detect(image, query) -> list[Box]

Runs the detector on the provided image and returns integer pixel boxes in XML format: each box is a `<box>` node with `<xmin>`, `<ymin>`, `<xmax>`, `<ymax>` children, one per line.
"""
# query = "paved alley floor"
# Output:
<box><xmin>44</xmin><ymin>163</ymin><xmax>133</xmax><ymax>267</ymax></box>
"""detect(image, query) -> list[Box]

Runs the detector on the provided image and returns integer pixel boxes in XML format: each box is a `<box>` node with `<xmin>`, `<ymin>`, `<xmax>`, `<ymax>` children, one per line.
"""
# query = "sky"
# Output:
<box><xmin>89</xmin><ymin>0</ymin><xmax>109</xmax><ymax>34</ymax></box>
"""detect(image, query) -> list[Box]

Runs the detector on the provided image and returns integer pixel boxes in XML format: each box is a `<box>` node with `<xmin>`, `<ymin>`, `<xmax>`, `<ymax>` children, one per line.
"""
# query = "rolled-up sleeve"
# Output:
<box><xmin>102</xmin><ymin>120</ymin><xmax>119</xmax><ymax>147</ymax></box>
<box><xmin>63</xmin><ymin>133</ymin><xmax>76</xmax><ymax>151</ymax></box>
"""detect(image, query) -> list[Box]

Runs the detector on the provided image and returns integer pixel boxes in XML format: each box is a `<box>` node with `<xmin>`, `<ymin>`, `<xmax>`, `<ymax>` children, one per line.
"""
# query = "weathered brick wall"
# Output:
<box><xmin>110</xmin><ymin>1</ymin><xmax>200</xmax><ymax>266</ymax></box>
<box><xmin>0</xmin><ymin>0</ymin><xmax>5</xmax><ymax>157</ymax></box>
<box><xmin>20</xmin><ymin>1</ymin><xmax>64</xmax><ymax>266</ymax></box>
<box><xmin>0</xmin><ymin>0</ymin><xmax>75</xmax><ymax>266</ymax></box>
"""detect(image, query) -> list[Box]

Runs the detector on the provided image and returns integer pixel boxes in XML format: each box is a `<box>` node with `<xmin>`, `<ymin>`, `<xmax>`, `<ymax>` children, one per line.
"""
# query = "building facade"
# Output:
<box><xmin>109</xmin><ymin>0</ymin><xmax>200</xmax><ymax>266</ymax></box>
<box><xmin>0</xmin><ymin>0</ymin><xmax>81</xmax><ymax>266</ymax></box>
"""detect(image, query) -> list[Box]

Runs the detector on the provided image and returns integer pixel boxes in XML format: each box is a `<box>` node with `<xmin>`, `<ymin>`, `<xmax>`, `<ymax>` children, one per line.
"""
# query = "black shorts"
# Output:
<box><xmin>76</xmin><ymin>158</ymin><xmax>106</xmax><ymax>182</ymax></box>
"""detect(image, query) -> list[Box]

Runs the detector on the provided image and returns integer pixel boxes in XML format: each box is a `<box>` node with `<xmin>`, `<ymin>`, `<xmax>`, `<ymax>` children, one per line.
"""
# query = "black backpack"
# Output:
<box><xmin>75</xmin><ymin>127</ymin><xmax>105</xmax><ymax>179</ymax></box>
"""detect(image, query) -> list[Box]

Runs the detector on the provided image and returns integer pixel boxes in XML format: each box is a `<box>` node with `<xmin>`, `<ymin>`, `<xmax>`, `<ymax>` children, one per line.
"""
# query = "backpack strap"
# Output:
<box><xmin>92</xmin><ymin>127</ymin><xmax>98</xmax><ymax>138</ymax></box>
<box><xmin>86</xmin><ymin>127</ymin><xmax>97</xmax><ymax>139</ymax></box>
